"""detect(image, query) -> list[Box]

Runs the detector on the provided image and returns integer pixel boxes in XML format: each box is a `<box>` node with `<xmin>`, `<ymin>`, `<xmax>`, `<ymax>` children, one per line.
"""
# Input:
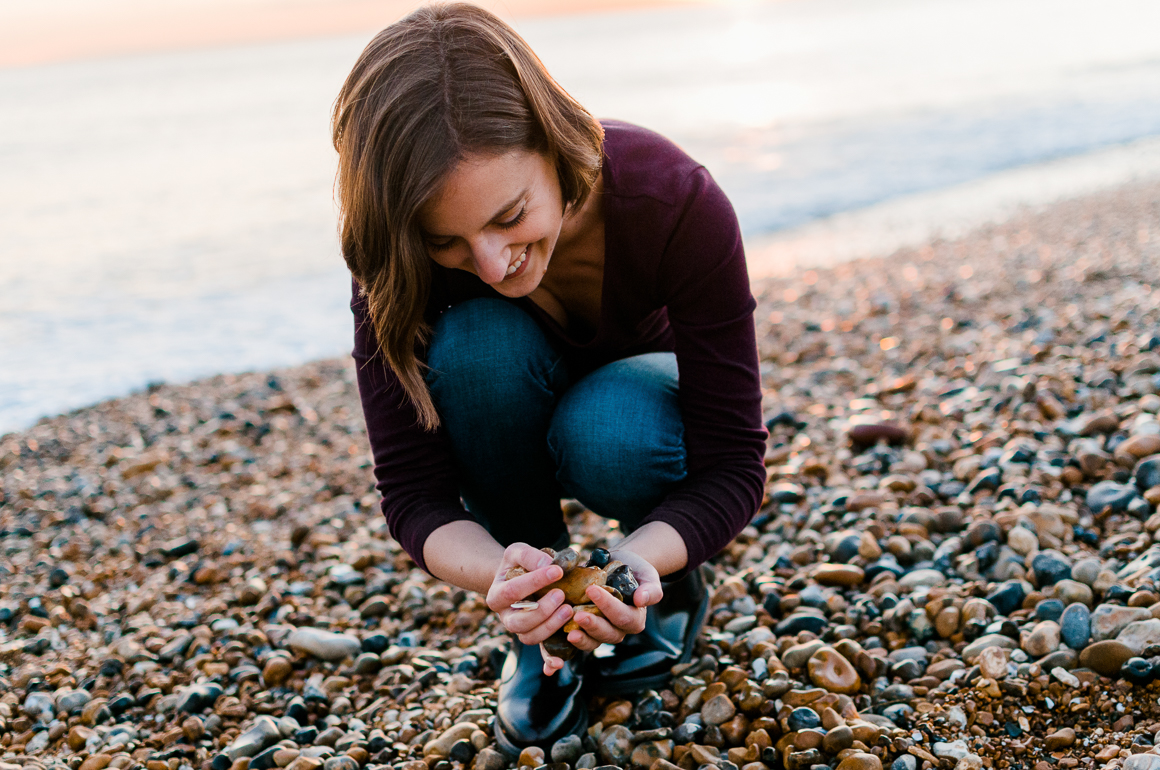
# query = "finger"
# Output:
<box><xmin>571</xmin><ymin>610</ymin><xmax>628</xmax><ymax>644</ymax></box>
<box><xmin>501</xmin><ymin>589</ymin><xmax>565</xmax><ymax>634</ymax></box>
<box><xmin>493</xmin><ymin>563</ymin><xmax>564</xmax><ymax>608</ymax></box>
<box><xmin>516</xmin><ymin>603</ymin><xmax>574</xmax><ymax>645</ymax></box>
<box><xmin>540</xmin><ymin>645</ymin><xmax>566</xmax><ymax>676</ymax></box>
<box><xmin>634</xmin><ymin>579</ymin><xmax>664</xmax><ymax>608</ymax></box>
<box><xmin>586</xmin><ymin>584</ymin><xmax>646</xmax><ymax>633</ymax></box>
<box><xmin>566</xmin><ymin>627</ymin><xmax>604</xmax><ymax>652</ymax></box>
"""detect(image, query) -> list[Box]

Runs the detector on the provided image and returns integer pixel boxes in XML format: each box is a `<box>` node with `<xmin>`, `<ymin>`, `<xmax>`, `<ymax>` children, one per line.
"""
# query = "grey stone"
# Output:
<box><xmin>287</xmin><ymin>628</ymin><xmax>361</xmax><ymax>662</ymax></box>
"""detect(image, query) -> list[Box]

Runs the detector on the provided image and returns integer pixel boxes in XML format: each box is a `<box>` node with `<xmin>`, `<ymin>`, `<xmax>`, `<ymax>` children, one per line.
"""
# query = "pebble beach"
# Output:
<box><xmin>2</xmin><ymin>179</ymin><xmax>1160</xmax><ymax>770</ymax></box>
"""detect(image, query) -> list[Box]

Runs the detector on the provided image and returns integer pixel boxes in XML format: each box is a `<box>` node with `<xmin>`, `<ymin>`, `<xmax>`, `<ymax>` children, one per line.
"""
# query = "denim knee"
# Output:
<box><xmin>548</xmin><ymin>352</ymin><xmax>686</xmax><ymax>526</ymax></box>
<box><xmin>426</xmin><ymin>298</ymin><xmax>566</xmax><ymax>412</ymax></box>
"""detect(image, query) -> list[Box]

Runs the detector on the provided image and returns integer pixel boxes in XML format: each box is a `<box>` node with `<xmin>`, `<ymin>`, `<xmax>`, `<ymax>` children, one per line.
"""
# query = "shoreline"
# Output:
<box><xmin>2</xmin><ymin>178</ymin><xmax>1160</xmax><ymax>769</ymax></box>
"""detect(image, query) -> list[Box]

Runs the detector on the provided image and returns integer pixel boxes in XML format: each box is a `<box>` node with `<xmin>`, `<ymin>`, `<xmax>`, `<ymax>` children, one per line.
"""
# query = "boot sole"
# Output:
<box><xmin>492</xmin><ymin>700</ymin><xmax>589</xmax><ymax>759</ymax></box>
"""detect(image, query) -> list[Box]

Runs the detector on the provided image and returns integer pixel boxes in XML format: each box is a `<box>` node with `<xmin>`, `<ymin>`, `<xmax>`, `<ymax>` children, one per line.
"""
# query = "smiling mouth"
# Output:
<box><xmin>505</xmin><ymin>246</ymin><xmax>529</xmax><ymax>277</ymax></box>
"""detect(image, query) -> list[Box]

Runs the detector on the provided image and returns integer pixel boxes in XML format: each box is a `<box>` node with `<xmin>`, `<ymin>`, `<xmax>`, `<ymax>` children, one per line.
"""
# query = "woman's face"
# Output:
<box><xmin>417</xmin><ymin>150</ymin><xmax>565</xmax><ymax>297</ymax></box>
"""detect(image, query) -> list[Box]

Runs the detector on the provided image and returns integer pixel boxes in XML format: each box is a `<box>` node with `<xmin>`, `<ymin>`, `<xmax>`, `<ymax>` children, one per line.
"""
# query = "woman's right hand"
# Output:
<box><xmin>485</xmin><ymin>543</ymin><xmax>574</xmax><ymax>675</ymax></box>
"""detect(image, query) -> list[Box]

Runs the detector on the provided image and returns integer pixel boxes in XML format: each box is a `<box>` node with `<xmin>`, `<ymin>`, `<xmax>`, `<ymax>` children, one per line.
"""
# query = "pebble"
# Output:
<box><xmin>1060</xmin><ymin>602</ymin><xmax>1092</xmax><ymax>649</ymax></box>
<box><xmin>1079</xmin><ymin>640</ymin><xmax>1135</xmax><ymax>676</ymax></box>
<box><xmin>808</xmin><ymin>646</ymin><xmax>861</xmax><ymax>694</ymax></box>
<box><xmin>286</xmin><ymin>628</ymin><xmax>362</xmax><ymax>662</ymax></box>
<box><xmin>7</xmin><ymin>184</ymin><xmax>1160</xmax><ymax>770</ymax></box>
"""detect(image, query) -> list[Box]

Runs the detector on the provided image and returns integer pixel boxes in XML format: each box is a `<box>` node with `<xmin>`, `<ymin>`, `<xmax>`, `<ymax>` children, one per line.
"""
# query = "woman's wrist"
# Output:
<box><xmin>611</xmin><ymin>520</ymin><xmax>688</xmax><ymax>579</ymax></box>
<box><xmin>422</xmin><ymin>520</ymin><xmax>506</xmax><ymax>595</ymax></box>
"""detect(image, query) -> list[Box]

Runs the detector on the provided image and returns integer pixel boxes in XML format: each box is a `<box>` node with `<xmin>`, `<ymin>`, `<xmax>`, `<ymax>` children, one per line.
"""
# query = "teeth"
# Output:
<box><xmin>506</xmin><ymin>247</ymin><xmax>528</xmax><ymax>277</ymax></box>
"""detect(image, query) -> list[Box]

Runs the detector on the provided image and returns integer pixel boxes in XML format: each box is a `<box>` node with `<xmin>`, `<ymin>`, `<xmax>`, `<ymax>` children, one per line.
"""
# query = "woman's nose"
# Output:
<box><xmin>468</xmin><ymin>237</ymin><xmax>511</xmax><ymax>284</ymax></box>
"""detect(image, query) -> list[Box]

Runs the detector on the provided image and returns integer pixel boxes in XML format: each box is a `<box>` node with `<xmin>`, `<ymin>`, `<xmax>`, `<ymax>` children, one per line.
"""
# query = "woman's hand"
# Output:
<box><xmin>485</xmin><ymin>543</ymin><xmax>575</xmax><ymax>676</ymax></box>
<box><xmin>565</xmin><ymin>549</ymin><xmax>663</xmax><ymax>652</ymax></box>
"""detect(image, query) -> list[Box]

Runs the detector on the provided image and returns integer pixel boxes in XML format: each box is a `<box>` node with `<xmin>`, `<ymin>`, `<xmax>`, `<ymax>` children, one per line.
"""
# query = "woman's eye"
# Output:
<box><xmin>426</xmin><ymin>239</ymin><xmax>454</xmax><ymax>252</ymax></box>
<box><xmin>496</xmin><ymin>207</ymin><xmax>528</xmax><ymax>230</ymax></box>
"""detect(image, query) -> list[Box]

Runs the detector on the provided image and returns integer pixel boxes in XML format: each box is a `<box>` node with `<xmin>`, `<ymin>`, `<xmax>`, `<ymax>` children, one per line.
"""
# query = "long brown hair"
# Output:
<box><xmin>332</xmin><ymin>3</ymin><xmax>604</xmax><ymax>430</ymax></box>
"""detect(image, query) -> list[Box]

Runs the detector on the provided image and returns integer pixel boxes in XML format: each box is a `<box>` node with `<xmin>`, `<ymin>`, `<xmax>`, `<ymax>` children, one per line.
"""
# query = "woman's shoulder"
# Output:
<box><xmin>600</xmin><ymin>119</ymin><xmax>706</xmax><ymax>205</ymax></box>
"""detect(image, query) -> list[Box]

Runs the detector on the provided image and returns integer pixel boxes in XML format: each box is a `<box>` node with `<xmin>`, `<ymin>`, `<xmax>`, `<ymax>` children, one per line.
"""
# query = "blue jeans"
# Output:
<box><xmin>426</xmin><ymin>299</ymin><xmax>687</xmax><ymax>549</ymax></box>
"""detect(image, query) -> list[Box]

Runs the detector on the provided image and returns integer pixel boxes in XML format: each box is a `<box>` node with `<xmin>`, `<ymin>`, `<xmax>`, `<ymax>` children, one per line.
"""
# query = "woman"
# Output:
<box><xmin>332</xmin><ymin>2</ymin><xmax>767</xmax><ymax>756</ymax></box>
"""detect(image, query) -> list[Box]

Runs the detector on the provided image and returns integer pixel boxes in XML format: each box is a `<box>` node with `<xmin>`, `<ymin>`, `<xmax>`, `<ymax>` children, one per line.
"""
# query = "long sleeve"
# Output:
<box><xmin>351</xmin><ymin>285</ymin><xmax>475</xmax><ymax>573</ymax></box>
<box><xmin>639</xmin><ymin>167</ymin><xmax>768</xmax><ymax>574</ymax></box>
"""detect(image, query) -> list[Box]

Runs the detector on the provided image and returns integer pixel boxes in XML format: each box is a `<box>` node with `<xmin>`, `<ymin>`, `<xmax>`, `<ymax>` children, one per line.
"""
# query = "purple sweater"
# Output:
<box><xmin>352</xmin><ymin>120</ymin><xmax>767</xmax><ymax>576</ymax></box>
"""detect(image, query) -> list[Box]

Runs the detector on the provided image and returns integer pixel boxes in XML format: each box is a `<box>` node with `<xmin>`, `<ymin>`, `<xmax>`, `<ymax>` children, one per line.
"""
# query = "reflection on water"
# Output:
<box><xmin>3</xmin><ymin>0</ymin><xmax>1160</xmax><ymax>433</ymax></box>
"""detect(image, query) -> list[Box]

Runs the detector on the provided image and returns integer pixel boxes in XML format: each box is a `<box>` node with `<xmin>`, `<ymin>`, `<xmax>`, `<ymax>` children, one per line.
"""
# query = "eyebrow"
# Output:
<box><xmin>422</xmin><ymin>189</ymin><xmax>528</xmax><ymax>239</ymax></box>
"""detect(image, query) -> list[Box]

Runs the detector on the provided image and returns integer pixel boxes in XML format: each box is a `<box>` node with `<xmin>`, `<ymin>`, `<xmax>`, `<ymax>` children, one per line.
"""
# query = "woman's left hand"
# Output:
<box><xmin>564</xmin><ymin>549</ymin><xmax>663</xmax><ymax>651</ymax></box>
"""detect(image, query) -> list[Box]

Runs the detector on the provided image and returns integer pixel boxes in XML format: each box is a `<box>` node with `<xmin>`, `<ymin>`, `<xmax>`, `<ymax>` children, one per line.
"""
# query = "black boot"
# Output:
<box><xmin>587</xmin><ymin>565</ymin><xmax>710</xmax><ymax>695</ymax></box>
<box><xmin>493</xmin><ymin>638</ymin><xmax>588</xmax><ymax>758</ymax></box>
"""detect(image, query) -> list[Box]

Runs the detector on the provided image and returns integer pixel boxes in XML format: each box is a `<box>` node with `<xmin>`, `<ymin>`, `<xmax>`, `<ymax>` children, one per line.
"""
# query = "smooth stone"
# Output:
<box><xmin>55</xmin><ymin>689</ymin><xmax>92</xmax><ymax>716</ymax></box>
<box><xmin>807</xmin><ymin>647</ymin><xmax>861</xmax><ymax>694</ymax></box>
<box><xmin>1079</xmin><ymin>640</ymin><xmax>1134</xmax><ymax>676</ymax></box>
<box><xmin>517</xmin><ymin>747</ymin><xmax>545</xmax><ymax>768</ymax></box>
<box><xmin>776</xmin><ymin>611</ymin><xmax>829</xmax><ymax>636</ymax></box>
<box><xmin>848</xmin><ymin>422</ymin><xmax>907</xmax><ymax>447</ymax></box>
<box><xmin>986</xmin><ymin>581</ymin><xmax>1026</xmax><ymax>616</ymax></box>
<box><xmin>701</xmin><ymin>694</ymin><xmax>736</xmax><ymax>726</ymax></box>
<box><xmin>1125</xmin><ymin>756</ymin><xmax>1160</xmax><ymax>770</ymax></box>
<box><xmin>1087</xmin><ymin>480</ymin><xmax>1138</xmax><ymax>513</ymax></box>
<box><xmin>1022</xmin><ymin>621</ymin><xmax>1060</xmax><ymax>657</ymax></box>
<box><xmin>892</xmin><ymin>756</ymin><xmax>918</xmax><ymax>770</ymax></box>
<box><xmin>1137</xmin><ymin>456</ymin><xmax>1160</xmax><ymax>490</ymax></box>
<box><xmin>1117</xmin><ymin>619</ymin><xmax>1160</xmax><ymax>654</ymax></box>
<box><xmin>474</xmin><ymin>749</ymin><xmax>506</xmax><ymax>770</ymax></box>
<box><xmin>550</xmin><ymin>735</ymin><xmax>583</xmax><ymax>765</ymax></box>
<box><xmin>1071</xmin><ymin>559</ymin><xmax>1103</xmax><ymax>587</ymax></box>
<box><xmin>815</xmin><ymin>564</ymin><xmax>865</xmax><ymax>587</ymax></box>
<box><xmin>823</xmin><ymin>725</ymin><xmax>854</xmax><ymax>754</ymax></box>
<box><xmin>962</xmin><ymin>634</ymin><xmax>1018</xmax><ymax>663</ymax></box>
<box><xmin>24</xmin><ymin>692</ymin><xmax>56</xmax><ymax>721</ymax></box>
<box><xmin>321</xmin><ymin>758</ymin><xmax>356</xmax><ymax>770</ymax></box>
<box><xmin>423</xmin><ymin>723</ymin><xmax>476</xmax><ymax>758</ymax></box>
<box><xmin>783</xmin><ymin>640</ymin><xmax>827</xmax><ymax>669</ymax></box>
<box><xmin>1031</xmin><ymin>550</ymin><xmax>1071</xmax><ymax>587</ymax></box>
<box><xmin>769</xmin><ymin>482</ymin><xmax>806</xmax><ymax>503</ymax></box>
<box><xmin>224</xmin><ymin>717</ymin><xmax>283</xmax><ymax>760</ymax></box>
<box><xmin>596</xmin><ymin>725</ymin><xmax>632</xmax><ymax>766</ymax></box>
<box><xmin>1091</xmin><ymin>604</ymin><xmax>1152</xmax><ymax>642</ymax></box>
<box><xmin>836</xmin><ymin>753</ymin><xmax>882</xmax><ymax>770</ymax></box>
<box><xmin>1060</xmin><ymin>603</ymin><xmax>1092</xmax><ymax>649</ymax></box>
<box><xmin>1006</xmin><ymin>526</ymin><xmax>1038</xmax><ymax>556</ymax></box>
<box><xmin>263</xmin><ymin>658</ymin><xmax>293</xmax><ymax>686</ymax></box>
<box><xmin>1044</xmin><ymin>727</ymin><xmax>1076</xmax><ymax>750</ymax></box>
<box><xmin>1039</xmin><ymin>649</ymin><xmax>1079</xmax><ymax>670</ymax></box>
<box><xmin>977</xmin><ymin>646</ymin><xmax>1008</xmax><ymax>680</ymax></box>
<box><xmin>177</xmin><ymin>683</ymin><xmax>223</xmax><ymax>714</ymax></box>
<box><xmin>287</xmin><ymin>629</ymin><xmax>362</xmax><ymax>662</ymax></box>
<box><xmin>1035</xmin><ymin>599</ymin><xmax>1065</xmax><ymax>622</ymax></box>
<box><xmin>787</xmin><ymin>707</ymin><xmax>822</xmax><ymax>732</ymax></box>
<box><xmin>933</xmin><ymin>740</ymin><xmax>969</xmax><ymax>760</ymax></box>
<box><xmin>898</xmin><ymin>569</ymin><xmax>945</xmax><ymax>589</ymax></box>
<box><xmin>1051</xmin><ymin>580</ymin><xmax>1093</xmax><ymax>607</ymax></box>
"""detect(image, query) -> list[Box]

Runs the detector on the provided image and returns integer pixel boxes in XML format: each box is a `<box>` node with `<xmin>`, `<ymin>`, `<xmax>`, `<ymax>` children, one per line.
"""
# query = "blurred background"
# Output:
<box><xmin>3</xmin><ymin>0</ymin><xmax>1160</xmax><ymax>435</ymax></box>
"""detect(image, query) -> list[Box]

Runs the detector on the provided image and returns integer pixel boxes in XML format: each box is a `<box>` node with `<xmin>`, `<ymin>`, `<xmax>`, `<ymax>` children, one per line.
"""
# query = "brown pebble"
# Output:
<box><xmin>808</xmin><ymin>647</ymin><xmax>861</xmax><ymax>694</ymax></box>
<box><xmin>600</xmin><ymin>699</ymin><xmax>633</xmax><ymax>726</ymax></box>
<box><xmin>273</xmin><ymin>750</ymin><xmax>300</xmax><ymax>767</ymax></box>
<box><xmin>1044</xmin><ymin>728</ymin><xmax>1075</xmax><ymax>750</ymax></box>
<box><xmin>68</xmin><ymin>726</ymin><xmax>96</xmax><ymax>751</ymax></box>
<box><xmin>1079</xmin><ymin>640</ymin><xmax>1134</xmax><ymax>676</ymax></box>
<box><xmin>814</xmin><ymin>564</ymin><xmax>865</xmax><ymax>587</ymax></box>
<box><xmin>517</xmin><ymin>746</ymin><xmax>545</xmax><ymax>767</ymax></box>
<box><xmin>262</xmin><ymin>657</ymin><xmax>293</xmax><ymax>686</ymax></box>
<box><xmin>181</xmin><ymin>716</ymin><xmax>204</xmax><ymax>742</ymax></box>
<box><xmin>80</xmin><ymin>755</ymin><xmax>113</xmax><ymax>770</ymax></box>
<box><xmin>836</xmin><ymin>752</ymin><xmax>882</xmax><ymax>770</ymax></box>
<box><xmin>823</xmin><ymin>725</ymin><xmax>854</xmax><ymax>754</ymax></box>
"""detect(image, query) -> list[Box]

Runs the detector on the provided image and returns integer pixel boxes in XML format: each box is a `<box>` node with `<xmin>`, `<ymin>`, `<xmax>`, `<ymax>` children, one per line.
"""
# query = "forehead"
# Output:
<box><xmin>419</xmin><ymin>150</ymin><xmax>552</xmax><ymax>230</ymax></box>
